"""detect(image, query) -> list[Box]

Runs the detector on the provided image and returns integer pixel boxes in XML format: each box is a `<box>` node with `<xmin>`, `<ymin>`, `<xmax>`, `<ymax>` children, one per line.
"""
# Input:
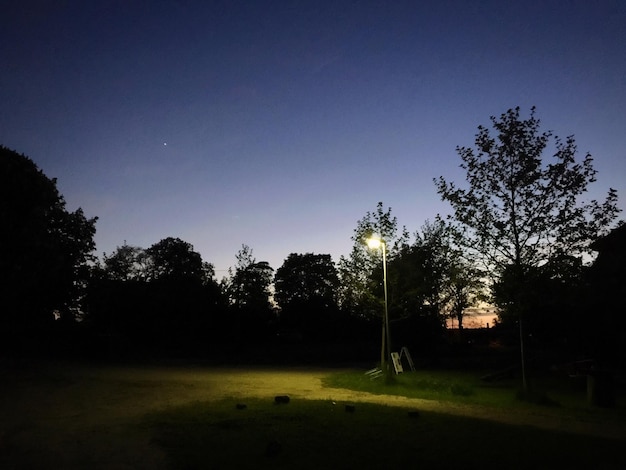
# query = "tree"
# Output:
<box><xmin>227</xmin><ymin>245</ymin><xmax>273</xmax><ymax>309</ymax></box>
<box><xmin>492</xmin><ymin>255</ymin><xmax>585</xmax><ymax>345</ymax></box>
<box><xmin>385</xmin><ymin>216</ymin><xmax>482</xmax><ymax>353</ymax></box>
<box><xmin>274</xmin><ymin>253</ymin><xmax>340</xmax><ymax>340</ymax></box>
<box><xmin>274</xmin><ymin>253</ymin><xmax>339</xmax><ymax>307</ymax></box>
<box><xmin>338</xmin><ymin>202</ymin><xmax>409</xmax><ymax>318</ymax></box>
<box><xmin>226</xmin><ymin>245</ymin><xmax>275</xmax><ymax>342</ymax></box>
<box><xmin>102</xmin><ymin>242</ymin><xmax>149</xmax><ymax>281</ymax></box>
<box><xmin>435</xmin><ymin>107</ymin><xmax>620</xmax><ymax>391</ymax></box>
<box><xmin>446</xmin><ymin>261</ymin><xmax>484</xmax><ymax>331</ymax></box>
<box><xmin>391</xmin><ymin>217</ymin><xmax>483</xmax><ymax>330</ymax></box>
<box><xmin>337</xmin><ymin>202</ymin><xmax>409</xmax><ymax>373</ymax></box>
<box><xmin>412</xmin><ymin>218</ymin><xmax>457</xmax><ymax>320</ymax></box>
<box><xmin>86</xmin><ymin>237</ymin><xmax>224</xmax><ymax>356</ymax></box>
<box><xmin>146</xmin><ymin>237</ymin><xmax>214</xmax><ymax>284</ymax></box>
<box><xmin>0</xmin><ymin>146</ymin><xmax>97</xmax><ymax>350</ymax></box>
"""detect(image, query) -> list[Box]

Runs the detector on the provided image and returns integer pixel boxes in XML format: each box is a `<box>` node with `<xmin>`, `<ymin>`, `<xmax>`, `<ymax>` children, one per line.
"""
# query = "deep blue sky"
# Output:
<box><xmin>2</xmin><ymin>1</ymin><xmax>625</xmax><ymax>276</ymax></box>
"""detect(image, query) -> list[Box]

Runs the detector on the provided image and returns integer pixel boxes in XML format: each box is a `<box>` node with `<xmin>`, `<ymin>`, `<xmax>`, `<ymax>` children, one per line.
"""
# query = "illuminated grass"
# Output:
<box><xmin>324</xmin><ymin>369</ymin><xmax>515</xmax><ymax>405</ymax></box>
<box><xmin>1</xmin><ymin>362</ymin><xmax>624</xmax><ymax>469</ymax></box>
<box><xmin>145</xmin><ymin>398</ymin><xmax>623</xmax><ymax>469</ymax></box>
<box><xmin>323</xmin><ymin>369</ymin><xmax>610</xmax><ymax>407</ymax></box>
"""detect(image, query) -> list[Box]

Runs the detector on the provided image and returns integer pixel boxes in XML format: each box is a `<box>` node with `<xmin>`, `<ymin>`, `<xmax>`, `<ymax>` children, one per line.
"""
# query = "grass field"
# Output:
<box><xmin>1</xmin><ymin>360</ymin><xmax>624</xmax><ymax>469</ymax></box>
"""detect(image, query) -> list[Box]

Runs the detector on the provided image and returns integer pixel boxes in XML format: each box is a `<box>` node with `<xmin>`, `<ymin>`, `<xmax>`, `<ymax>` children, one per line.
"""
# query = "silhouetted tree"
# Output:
<box><xmin>226</xmin><ymin>245</ymin><xmax>275</xmax><ymax>342</ymax></box>
<box><xmin>274</xmin><ymin>253</ymin><xmax>340</xmax><ymax>340</ymax></box>
<box><xmin>410</xmin><ymin>218</ymin><xmax>457</xmax><ymax>320</ymax></box>
<box><xmin>435</xmin><ymin>107</ymin><xmax>620</xmax><ymax>392</ymax></box>
<box><xmin>102</xmin><ymin>242</ymin><xmax>149</xmax><ymax>281</ymax></box>
<box><xmin>447</xmin><ymin>261</ymin><xmax>484</xmax><ymax>331</ymax></box>
<box><xmin>0</xmin><ymin>146</ymin><xmax>97</xmax><ymax>352</ymax></box>
<box><xmin>337</xmin><ymin>202</ymin><xmax>410</xmax><ymax>369</ymax></box>
<box><xmin>146</xmin><ymin>237</ymin><xmax>213</xmax><ymax>284</ymax></box>
<box><xmin>390</xmin><ymin>217</ymin><xmax>483</xmax><ymax>331</ymax></box>
<box><xmin>86</xmin><ymin>237</ymin><xmax>225</xmax><ymax>357</ymax></box>
<box><xmin>492</xmin><ymin>256</ymin><xmax>586</xmax><ymax>348</ymax></box>
<box><xmin>338</xmin><ymin>202</ymin><xmax>409</xmax><ymax>318</ymax></box>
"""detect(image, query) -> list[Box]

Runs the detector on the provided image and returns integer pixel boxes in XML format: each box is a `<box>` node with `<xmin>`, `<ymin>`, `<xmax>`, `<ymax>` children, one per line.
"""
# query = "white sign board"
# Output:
<box><xmin>391</xmin><ymin>352</ymin><xmax>403</xmax><ymax>374</ymax></box>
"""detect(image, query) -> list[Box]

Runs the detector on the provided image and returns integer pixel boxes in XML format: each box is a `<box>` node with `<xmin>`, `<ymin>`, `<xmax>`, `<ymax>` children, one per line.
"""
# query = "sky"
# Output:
<box><xmin>2</xmin><ymin>0</ymin><xmax>625</xmax><ymax>278</ymax></box>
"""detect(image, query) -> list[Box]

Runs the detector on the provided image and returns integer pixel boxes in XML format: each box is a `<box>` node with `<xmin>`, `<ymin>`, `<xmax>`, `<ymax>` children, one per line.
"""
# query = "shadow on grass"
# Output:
<box><xmin>144</xmin><ymin>398</ymin><xmax>624</xmax><ymax>470</ymax></box>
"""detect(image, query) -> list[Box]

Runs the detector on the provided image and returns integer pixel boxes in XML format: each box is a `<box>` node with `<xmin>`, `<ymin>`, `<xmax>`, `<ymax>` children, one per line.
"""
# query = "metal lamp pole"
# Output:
<box><xmin>381</xmin><ymin>240</ymin><xmax>392</xmax><ymax>379</ymax></box>
<box><xmin>367</xmin><ymin>237</ymin><xmax>392</xmax><ymax>379</ymax></box>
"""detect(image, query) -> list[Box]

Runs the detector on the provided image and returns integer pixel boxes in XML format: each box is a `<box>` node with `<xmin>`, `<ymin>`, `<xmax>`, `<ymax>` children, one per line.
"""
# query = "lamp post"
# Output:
<box><xmin>367</xmin><ymin>236</ymin><xmax>392</xmax><ymax>379</ymax></box>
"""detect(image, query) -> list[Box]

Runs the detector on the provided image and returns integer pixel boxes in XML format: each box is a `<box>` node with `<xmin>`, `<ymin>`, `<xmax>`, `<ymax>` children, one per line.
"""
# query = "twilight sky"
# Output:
<box><xmin>2</xmin><ymin>1</ymin><xmax>625</xmax><ymax>277</ymax></box>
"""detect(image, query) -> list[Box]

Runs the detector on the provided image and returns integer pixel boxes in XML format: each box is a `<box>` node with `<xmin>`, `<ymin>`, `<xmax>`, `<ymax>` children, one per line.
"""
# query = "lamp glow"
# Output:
<box><xmin>366</xmin><ymin>237</ymin><xmax>382</xmax><ymax>249</ymax></box>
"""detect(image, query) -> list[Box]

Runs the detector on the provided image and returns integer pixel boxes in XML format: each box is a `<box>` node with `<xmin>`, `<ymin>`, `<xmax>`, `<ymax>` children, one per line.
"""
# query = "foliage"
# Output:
<box><xmin>492</xmin><ymin>255</ymin><xmax>587</xmax><ymax>343</ymax></box>
<box><xmin>86</xmin><ymin>237</ymin><xmax>225</xmax><ymax>355</ymax></box>
<box><xmin>446</xmin><ymin>261</ymin><xmax>485</xmax><ymax>329</ymax></box>
<box><xmin>0</xmin><ymin>146</ymin><xmax>97</xmax><ymax>348</ymax></box>
<box><xmin>435</xmin><ymin>107</ymin><xmax>621</xmax><ymax>389</ymax></box>
<box><xmin>390</xmin><ymin>217</ymin><xmax>483</xmax><ymax>328</ymax></box>
<box><xmin>435</xmin><ymin>107</ymin><xmax>620</xmax><ymax>322</ymax></box>
<box><xmin>337</xmin><ymin>202</ymin><xmax>409</xmax><ymax>318</ymax></box>
<box><xmin>102</xmin><ymin>242</ymin><xmax>149</xmax><ymax>281</ymax></box>
<box><xmin>274</xmin><ymin>253</ymin><xmax>339</xmax><ymax>307</ymax></box>
<box><xmin>379</xmin><ymin>216</ymin><xmax>485</xmax><ymax>349</ymax></box>
<box><xmin>274</xmin><ymin>253</ymin><xmax>340</xmax><ymax>340</ymax></box>
<box><xmin>225</xmin><ymin>245</ymin><xmax>275</xmax><ymax>341</ymax></box>
<box><xmin>410</xmin><ymin>217</ymin><xmax>457</xmax><ymax>316</ymax></box>
<box><xmin>145</xmin><ymin>236</ymin><xmax>214</xmax><ymax>284</ymax></box>
<box><xmin>226</xmin><ymin>245</ymin><xmax>274</xmax><ymax>309</ymax></box>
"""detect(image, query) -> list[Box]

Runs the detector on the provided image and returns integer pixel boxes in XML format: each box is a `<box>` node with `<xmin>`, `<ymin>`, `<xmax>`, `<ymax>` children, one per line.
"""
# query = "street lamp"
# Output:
<box><xmin>366</xmin><ymin>236</ymin><xmax>392</xmax><ymax>379</ymax></box>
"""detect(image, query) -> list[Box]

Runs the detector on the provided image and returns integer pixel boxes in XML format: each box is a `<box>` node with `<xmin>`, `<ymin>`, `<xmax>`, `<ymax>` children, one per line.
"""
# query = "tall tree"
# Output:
<box><xmin>274</xmin><ymin>253</ymin><xmax>340</xmax><ymax>340</ymax></box>
<box><xmin>227</xmin><ymin>245</ymin><xmax>273</xmax><ymax>309</ymax></box>
<box><xmin>435</xmin><ymin>107</ymin><xmax>620</xmax><ymax>391</ymax></box>
<box><xmin>0</xmin><ymin>146</ymin><xmax>97</xmax><ymax>349</ymax></box>
<box><xmin>146</xmin><ymin>237</ymin><xmax>213</xmax><ymax>284</ymax></box>
<box><xmin>385</xmin><ymin>216</ymin><xmax>482</xmax><ymax>353</ymax></box>
<box><xmin>226</xmin><ymin>245</ymin><xmax>275</xmax><ymax>342</ymax></box>
<box><xmin>275</xmin><ymin>253</ymin><xmax>339</xmax><ymax>307</ymax></box>
<box><xmin>391</xmin><ymin>217</ymin><xmax>482</xmax><ymax>329</ymax></box>
<box><xmin>86</xmin><ymin>237</ymin><xmax>224</xmax><ymax>356</ymax></box>
<box><xmin>338</xmin><ymin>202</ymin><xmax>409</xmax><ymax>318</ymax></box>
<box><xmin>412</xmin><ymin>218</ymin><xmax>458</xmax><ymax>319</ymax></box>
<box><xmin>492</xmin><ymin>255</ymin><xmax>585</xmax><ymax>344</ymax></box>
<box><xmin>446</xmin><ymin>261</ymin><xmax>484</xmax><ymax>331</ymax></box>
<box><xmin>338</xmin><ymin>202</ymin><xmax>409</xmax><ymax>373</ymax></box>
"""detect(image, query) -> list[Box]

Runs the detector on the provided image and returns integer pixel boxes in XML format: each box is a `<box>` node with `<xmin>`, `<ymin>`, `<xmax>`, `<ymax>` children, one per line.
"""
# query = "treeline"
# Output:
<box><xmin>0</xmin><ymin>143</ymin><xmax>379</xmax><ymax>359</ymax></box>
<box><xmin>2</xmin><ymin>107</ymin><xmax>624</xmax><ymax>366</ymax></box>
<box><xmin>84</xmin><ymin>242</ymin><xmax>375</xmax><ymax>359</ymax></box>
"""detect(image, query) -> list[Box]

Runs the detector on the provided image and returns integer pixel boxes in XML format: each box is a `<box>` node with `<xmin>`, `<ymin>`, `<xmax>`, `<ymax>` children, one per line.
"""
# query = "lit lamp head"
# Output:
<box><xmin>366</xmin><ymin>236</ymin><xmax>383</xmax><ymax>250</ymax></box>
